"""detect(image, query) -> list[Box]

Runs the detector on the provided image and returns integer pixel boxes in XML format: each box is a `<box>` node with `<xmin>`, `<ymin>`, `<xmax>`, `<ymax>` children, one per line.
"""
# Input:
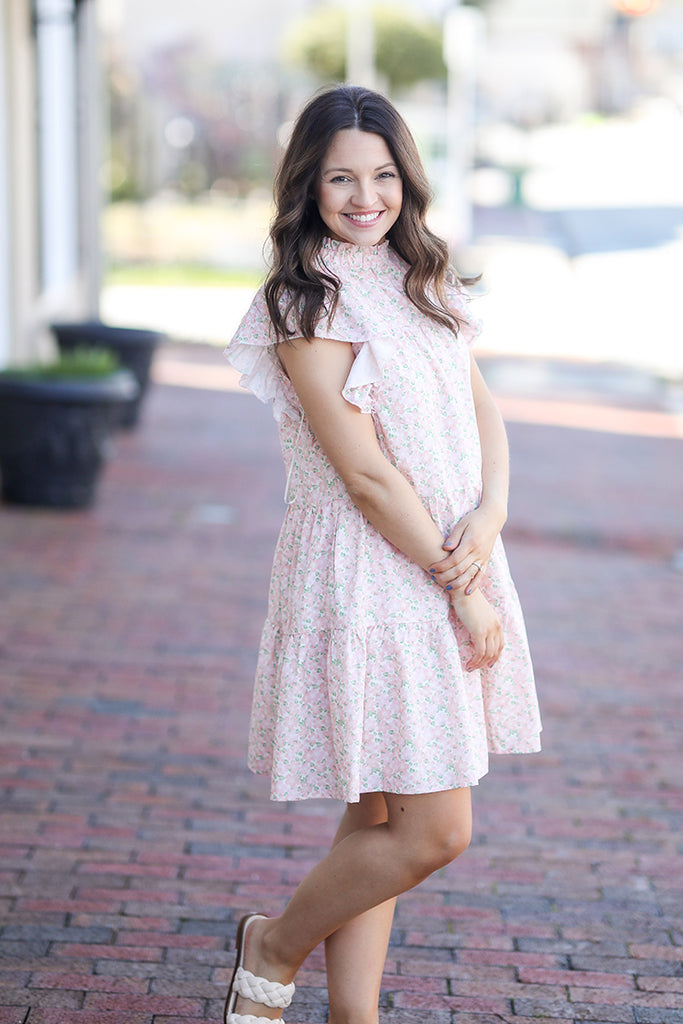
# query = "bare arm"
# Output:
<box><xmin>277</xmin><ymin>337</ymin><xmax>504</xmax><ymax>671</ymax></box>
<box><xmin>471</xmin><ymin>354</ymin><xmax>509</xmax><ymax>526</ymax></box>
<box><xmin>430</xmin><ymin>354</ymin><xmax>509</xmax><ymax>595</ymax></box>
<box><xmin>277</xmin><ymin>336</ymin><xmax>449</xmax><ymax>570</ymax></box>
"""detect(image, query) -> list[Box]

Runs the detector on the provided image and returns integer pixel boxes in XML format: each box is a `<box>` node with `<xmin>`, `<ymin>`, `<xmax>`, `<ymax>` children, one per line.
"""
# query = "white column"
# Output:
<box><xmin>443</xmin><ymin>5</ymin><xmax>484</xmax><ymax>251</ymax></box>
<box><xmin>77</xmin><ymin>0</ymin><xmax>102</xmax><ymax>316</ymax></box>
<box><xmin>0</xmin><ymin>6</ymin><xmax>12</xmax><ymax>365</ymax></box>
<box><xmin>346</xmin><ymin>0</ymin><xmax>376</xmax><ymax>89</ymax></box>
<box><xmin>34</xmin><ymin>0</ymin><xmax>79</xmax><ymax>297</ymax></box>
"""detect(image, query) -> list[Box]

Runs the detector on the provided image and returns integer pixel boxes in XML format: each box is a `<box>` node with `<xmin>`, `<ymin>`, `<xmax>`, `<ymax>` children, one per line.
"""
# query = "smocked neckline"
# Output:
<box><xmin>320</xmin><ymin>237</ymin><xmax>391</xmax><ymax>260</ymax></box>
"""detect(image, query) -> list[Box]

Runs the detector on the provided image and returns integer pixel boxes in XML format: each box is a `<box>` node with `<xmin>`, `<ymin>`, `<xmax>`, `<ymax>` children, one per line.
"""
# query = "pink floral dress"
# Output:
<box><xmin>225</xmin><ymin>238</ymin><xmax>541</xmax><ymax>802</ymax></box>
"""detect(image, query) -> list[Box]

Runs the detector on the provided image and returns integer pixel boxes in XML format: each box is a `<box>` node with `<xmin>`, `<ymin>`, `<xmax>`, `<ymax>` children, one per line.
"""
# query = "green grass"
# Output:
<box><xmin>104</xmin><ymin>262</ymin><xmax>264</xmax><ymax>288</ymax></box>
<box><xmin>0</xmin><ymin>347</ymin><xmax>120</xmax><ymax>379</ymax></box>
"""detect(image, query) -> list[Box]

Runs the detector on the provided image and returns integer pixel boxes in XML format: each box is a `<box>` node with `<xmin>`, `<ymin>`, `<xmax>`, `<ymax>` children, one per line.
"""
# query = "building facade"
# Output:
<box><xmin>0</xmin><ymin>0</ymin><xmax>100</xmax><ymax>368</ymax></box>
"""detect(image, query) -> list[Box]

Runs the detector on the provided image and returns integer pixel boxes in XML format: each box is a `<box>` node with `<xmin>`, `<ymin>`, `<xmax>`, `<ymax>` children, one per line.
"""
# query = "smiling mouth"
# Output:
<box><xmin>343</xmin><ymin>212</ymin><xmax>384</xmax><ymax>225</ymax></box>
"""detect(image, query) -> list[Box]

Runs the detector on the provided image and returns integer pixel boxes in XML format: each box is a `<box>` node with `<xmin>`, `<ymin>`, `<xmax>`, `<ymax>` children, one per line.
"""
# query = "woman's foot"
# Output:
<box><xmin>224</xmin><ymin>914</ymin><xmax>296</xmax><ymax>1024</ymax></box>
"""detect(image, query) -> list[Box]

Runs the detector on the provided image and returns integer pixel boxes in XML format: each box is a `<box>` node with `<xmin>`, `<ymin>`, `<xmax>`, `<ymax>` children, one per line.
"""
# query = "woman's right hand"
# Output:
<box><xmin>450</xmin><ymin>590</ymin><xmax>504</xmax><ymax>672</ymax></box>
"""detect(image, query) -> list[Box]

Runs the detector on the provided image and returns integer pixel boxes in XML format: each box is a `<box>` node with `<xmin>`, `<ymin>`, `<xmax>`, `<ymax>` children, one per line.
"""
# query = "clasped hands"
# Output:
<box><xmin>429</xmin><ymin>504</ymin><xmax>504</xmax><ymax>594</ymax></box>
<box><xmin>429</xmin><ymin>504</ymin><xmax>506</xmax><ymax>672</ymax></box>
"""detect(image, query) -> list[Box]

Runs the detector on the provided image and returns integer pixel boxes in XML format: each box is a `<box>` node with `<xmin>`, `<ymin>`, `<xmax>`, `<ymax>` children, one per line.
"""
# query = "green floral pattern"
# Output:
<box><xmin>225</xmin><ymin>239</ymin><xmax>541</xmax><ymax>802</ymax></box>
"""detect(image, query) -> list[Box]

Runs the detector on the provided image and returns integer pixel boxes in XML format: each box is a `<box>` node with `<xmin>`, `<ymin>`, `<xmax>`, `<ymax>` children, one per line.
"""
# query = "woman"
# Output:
<box><xmin>224</xmin><ymin>84</ymin><xmax>541</xmax><ymax>1024</ymax></box>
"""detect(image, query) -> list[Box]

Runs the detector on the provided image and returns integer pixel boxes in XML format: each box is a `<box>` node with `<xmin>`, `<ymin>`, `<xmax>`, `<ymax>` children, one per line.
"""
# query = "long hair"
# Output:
<box><xmin>265</xmin><ymin>85</ymin><xmax>468</xmax><ymax>342</ymax></box>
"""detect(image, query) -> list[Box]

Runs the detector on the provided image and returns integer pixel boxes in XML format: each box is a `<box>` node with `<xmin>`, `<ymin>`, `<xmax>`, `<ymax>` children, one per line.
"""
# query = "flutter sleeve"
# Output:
<box><xmin>446</xmin><ymin>280</ymin><xmax>483</xmax><ymax>350</ymax></box>
<box><xmin>311</xmin><ymin>287</ymin><xmax>398</xmax><ymax>416</ymax></box>
<box><xmin>224</xmin><ymin>287</ymin><xmax>302</xmax><ymax>423</ymax></box>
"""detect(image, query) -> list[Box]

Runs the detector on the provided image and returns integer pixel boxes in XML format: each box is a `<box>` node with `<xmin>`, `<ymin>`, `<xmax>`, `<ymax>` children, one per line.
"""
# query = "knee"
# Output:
<box><xmin>404</xmin><ymin>819</ymin><xmax>472</xmax><ymax>881</ymax></box>
<box><xmin>427</xmin><ymin>819</ymin><xmax>471</xmax><ymax>872</ymax></box>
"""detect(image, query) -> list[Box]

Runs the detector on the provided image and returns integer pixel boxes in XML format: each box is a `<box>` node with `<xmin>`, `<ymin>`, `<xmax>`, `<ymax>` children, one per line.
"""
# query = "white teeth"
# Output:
<box><xmin>346</xmin><ymin>212</ymin><xmax>381</xmax><ymax>223</ymax></box>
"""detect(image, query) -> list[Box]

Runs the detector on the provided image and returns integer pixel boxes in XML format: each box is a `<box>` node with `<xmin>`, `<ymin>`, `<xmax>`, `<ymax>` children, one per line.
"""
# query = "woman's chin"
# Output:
<box><xmin>325</xmin><ymin>213</ymin><xmax>391</xmax><ymax>246</ymax></box>
<box><xmin>334</xmin><ymin>227</ymin><xmax>386</xmax><ymax>247</ymax></box>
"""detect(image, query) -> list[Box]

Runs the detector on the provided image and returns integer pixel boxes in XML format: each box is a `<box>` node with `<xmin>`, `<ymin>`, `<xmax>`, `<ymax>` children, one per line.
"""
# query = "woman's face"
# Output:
<box><xmin>316</xmin><ymin>129</ymin><xmax>403</xmax><ymax>246</ymax></box>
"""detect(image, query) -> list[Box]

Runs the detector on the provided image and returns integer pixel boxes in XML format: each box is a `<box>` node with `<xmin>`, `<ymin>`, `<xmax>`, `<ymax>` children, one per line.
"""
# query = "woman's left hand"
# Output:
<box><xmin>429</xmin><ymin>504</ymin><xmax>506</xmax><ymax>596</ymax></box>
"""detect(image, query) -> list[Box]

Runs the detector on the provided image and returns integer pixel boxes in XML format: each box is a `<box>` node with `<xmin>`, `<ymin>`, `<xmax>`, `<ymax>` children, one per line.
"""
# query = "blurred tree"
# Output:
<box><xmin>106</xmin><ymin>58</ymin><xmax>139</xmax><ymax>201</ymax></box>
<box><xmin>284</xmin><ymin>4</ymin><xmax>446</xmax><ymax>91</ymax></box>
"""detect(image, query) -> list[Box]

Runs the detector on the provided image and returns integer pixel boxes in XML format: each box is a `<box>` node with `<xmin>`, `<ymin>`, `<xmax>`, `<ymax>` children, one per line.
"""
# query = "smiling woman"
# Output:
<box><xmin>264</xmin><ymin>85</ymin><xmax>464</xmax><ymax>344</ymax></box>
<box><xmin>316</xmin><ymin>130</ymin><xmax>403</xmax><ymax>246</ymax></box>
<box><xmin>222</xmin><ymin>84</ymin><xmax>541</xmax><ymax>1024</ymax></box>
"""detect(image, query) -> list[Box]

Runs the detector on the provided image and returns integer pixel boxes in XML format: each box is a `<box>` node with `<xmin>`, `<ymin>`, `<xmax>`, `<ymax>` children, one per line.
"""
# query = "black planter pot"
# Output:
<box><xmin>0</xmin><ymin>370</ymin><xmax>138</xmax><ymax>508</ymax></box>
<box><xmin>51</xmin><ymin>321</ymin><xmax>164</xmax><ymax>428</ymax></box>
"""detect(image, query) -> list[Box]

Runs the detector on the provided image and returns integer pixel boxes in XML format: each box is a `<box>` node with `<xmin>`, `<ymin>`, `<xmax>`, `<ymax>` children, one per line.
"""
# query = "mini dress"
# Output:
<box><xmin>225</xmin><ymin>237</ymin><xmax>541</xmax><ymax>803</ymax></box>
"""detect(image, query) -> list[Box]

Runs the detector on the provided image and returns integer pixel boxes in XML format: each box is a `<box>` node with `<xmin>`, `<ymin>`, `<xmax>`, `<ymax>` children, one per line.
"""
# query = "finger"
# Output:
<box><xmin>431</xmin><ymin>566</ymin><xmax>465</xmax><ymax>590</ymax></box>
<box><xmin>487</xmin><ymin>627</ymin><xmax>505</xmax><ymax>668</ymax></box>
<box><xmin>442</xmin><ymin>523</ymin><xmax>468</xmax><ymax>551</ymax></box>
<box><xmin>453</xmin><ymin>551</ymin><xmax>480</xmax><ymax>577</ymax></box>
<box><xmin>446</xmin><ymin>573</ymin><xmax>474</xmax><ymax>596</ymax></box>
<box><xmin>464</xmin><ymin>563</ymin><xmax>483</xmax><ymax>596</ymax></box>
<box><xmin>470</xmin><ymin>622</ymin><xmax>504</xmax><ymax>672</ymax></box>
<box><xmin>432</xmin><ymin>556</ymin><xmax>481</xmax><ymax>590</ymax></box>
<box><xmin>466</xmin><ymin>633</ymin><xmax>486</xmax><ymax>672</ymax></box>
<box><xmin>466</xmin><ymin>652</ymin><xmax>479</xmax><ymax>672</ymax></box>
<box><xmin>429</xmin><ymin>556</ymin><xmax>456</xmax><ymax>580</ymax></box>
<box><xmin>446</xmin><ymin>561</ymin><xmax>482</xmax><ymax>595</ymax></box>
<box><xmin>484</xmin><ymin>633</ymin><xmax>497</xmax><ymax>667</ymax></box>
<box><xmin>429</xmin><ymin>547</ymin><xmax>473</xmax><ymax>574</ymax></box>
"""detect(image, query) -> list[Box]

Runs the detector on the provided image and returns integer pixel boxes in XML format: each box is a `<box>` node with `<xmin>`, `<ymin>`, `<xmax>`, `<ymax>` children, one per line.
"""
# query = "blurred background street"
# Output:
<box><xmin>101</xmin><ymin>109</ymin><xmax>683</xmax><ymax>382</ymax></box>
<box><xmin>94</xmin><ymin>0</ymin><xmax>683</xmax><ymax>385</ymax></box>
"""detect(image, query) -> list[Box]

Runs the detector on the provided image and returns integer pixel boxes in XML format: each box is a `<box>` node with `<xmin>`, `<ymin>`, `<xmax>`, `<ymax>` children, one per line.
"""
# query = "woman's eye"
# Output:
<box><xmin>326</xmin><ymin>172</ymin><xmax>397</xmax><ymax>184</ymax></box>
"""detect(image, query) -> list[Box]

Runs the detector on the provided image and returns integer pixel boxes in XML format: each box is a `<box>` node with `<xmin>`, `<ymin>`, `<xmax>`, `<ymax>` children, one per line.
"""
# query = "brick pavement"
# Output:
<box><xmin>0</xmin><ymin>342</ymin><xmax>682</xmax><ymax>1024</ymax></box>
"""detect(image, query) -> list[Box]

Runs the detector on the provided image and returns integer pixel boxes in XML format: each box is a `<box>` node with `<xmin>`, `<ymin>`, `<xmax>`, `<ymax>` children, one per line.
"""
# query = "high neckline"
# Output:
<box><xmin>320</xmin><ymin>237</ymin><xmax>390</xmax><ymax>258</ymax></box>
<box><xmin>318</xmin><ymin>237</ymin><xmax>395</xmax><ymax>274</ymax></box>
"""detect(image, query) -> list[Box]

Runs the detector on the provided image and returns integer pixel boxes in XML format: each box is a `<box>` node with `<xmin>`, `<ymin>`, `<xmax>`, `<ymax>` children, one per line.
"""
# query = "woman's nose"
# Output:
<box><xmin>351</xmin><ymin>179</ymin><xmax>377</xmax><ymax>207</ymax></box>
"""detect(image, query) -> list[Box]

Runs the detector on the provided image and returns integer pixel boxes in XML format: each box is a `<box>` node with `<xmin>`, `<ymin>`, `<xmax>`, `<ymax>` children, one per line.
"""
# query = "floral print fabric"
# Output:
<box><xmin>225</xmin><ymin>238</ymin><xmax>541</xmax><ymax>802</ymax></box>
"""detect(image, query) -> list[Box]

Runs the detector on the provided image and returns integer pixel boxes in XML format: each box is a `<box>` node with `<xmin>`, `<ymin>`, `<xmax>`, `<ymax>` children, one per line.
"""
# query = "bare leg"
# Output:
<box><xmin>231</xmin><ymin>787</ymin><xmax>471</xmax><ymax>1020</ymax></box>
<box><xmin>325</xmin><ymin>794</ymin><xmax>396</xmax><ymax>1024</ymax></box>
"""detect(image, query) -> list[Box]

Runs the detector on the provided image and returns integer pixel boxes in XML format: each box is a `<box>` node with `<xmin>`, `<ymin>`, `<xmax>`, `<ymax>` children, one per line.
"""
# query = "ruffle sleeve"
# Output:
<box><xmin>341</xmin><ymin>333</ymin><xmax>395</xmax><ymax>414</ymax></box>
<box><xmin>308</xmin><ymin>293</ymin><xmax>395</xmax><ymax>415</ymax></box>
<box><xmin>446</xmin><ymin>280</ymin><xmax>483</xmax><ymax>350</ymax></box>
<box><xmin>314</xmin><ymin>277</ymin><xmax>482</xmax><ymax>415</ymax></box>
<box><xmin>225</xmin><ymin>254</ymin><xmax>482</xmax><ymax>423</ymax></box>
<box><xmin>224</xmin><ymin>287</ymin><xmax>302</xmax><ymax>423</ymax></box>
<box><xmin>226</xmin><ymin>280</ymin><xmax>396</xmax><ymax>420</ymax></box>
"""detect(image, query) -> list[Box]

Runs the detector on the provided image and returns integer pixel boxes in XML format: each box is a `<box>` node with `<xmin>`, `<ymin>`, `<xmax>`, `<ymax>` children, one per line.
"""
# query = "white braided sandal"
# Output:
<box><xmin>224</xmin><ymin>913</ymin><xmax>295</xmax><ymax>1024</ymax></box>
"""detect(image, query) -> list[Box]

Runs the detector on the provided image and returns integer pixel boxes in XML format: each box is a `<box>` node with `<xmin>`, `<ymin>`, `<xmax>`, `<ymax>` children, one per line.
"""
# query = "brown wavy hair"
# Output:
<box><xmin>264</xmin><ymin>85</ymin><xmax>470</xmax><ymax>342</ymax></box>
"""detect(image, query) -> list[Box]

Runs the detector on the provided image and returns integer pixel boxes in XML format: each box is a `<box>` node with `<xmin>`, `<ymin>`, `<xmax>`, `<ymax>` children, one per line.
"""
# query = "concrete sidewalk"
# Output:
<box><xmin>0</xmin><ymin>342</ymin><xmax>682</xmax><ymax>1024</ymax></box>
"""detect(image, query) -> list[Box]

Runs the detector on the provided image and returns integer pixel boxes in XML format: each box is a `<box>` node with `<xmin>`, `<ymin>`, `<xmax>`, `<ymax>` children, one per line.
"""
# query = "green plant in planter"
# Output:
<box><xmin>0</xmin><ymin>347</ymin><xmax>138</xmax><ymax>508</ymax></box>
<box><xmin>51</xmin><ymin>321</ymin><xmax>165</xmax><ymax>428</ymax></box>
<box><xmin>2</xmin><ymin>346</ymin><xmax>121</xmax><ymax>379</ymax></box>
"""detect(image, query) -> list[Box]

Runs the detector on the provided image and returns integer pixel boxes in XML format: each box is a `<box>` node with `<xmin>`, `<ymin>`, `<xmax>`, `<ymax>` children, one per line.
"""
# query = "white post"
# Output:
<box><xmin>0</xmin><ymin>7</ymin><xmax>12</xmax><ymax>365</ymax></box>
<box><xmin>346</xmin><ymin>0</ymin><xmax>376</xmax><ymax>89</ymax></box>
<box><xmin>77</xmin><ymin>0</ymin><xmax>102</xmax><ymax>316</ymax></box>
<box><xmin>34</xmin><ymin>0</ymin><xmax>79</xmax><ymax>299</ymax></box>
<box><xmin>443</xmin><ymin>5</ymin><xmax>484</xmax><ymax>252</ymax></box>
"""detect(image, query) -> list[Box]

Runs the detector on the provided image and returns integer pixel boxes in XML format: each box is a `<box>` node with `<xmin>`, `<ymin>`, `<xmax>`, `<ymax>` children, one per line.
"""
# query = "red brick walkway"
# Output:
<box><xmin>1</xmin><ymin>343</ymin><xmax>682</xmax><ymax>1024</ymax></box>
